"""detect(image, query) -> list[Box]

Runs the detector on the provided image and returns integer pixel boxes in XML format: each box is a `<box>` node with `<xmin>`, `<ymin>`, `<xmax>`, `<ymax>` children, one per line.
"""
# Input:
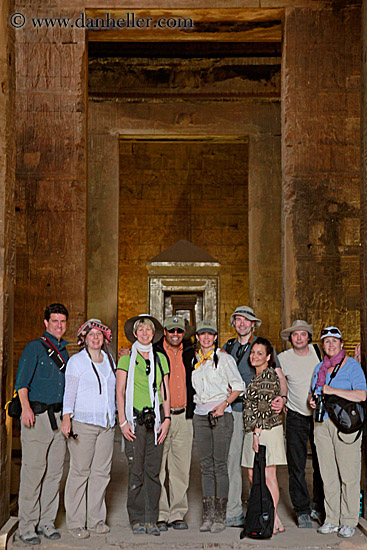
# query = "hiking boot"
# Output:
<box><xmin>89</xmin><ymin>521</ymin><xmax>110</xmax><ymax>534</ymax></box>
<box><xmin>210</xmin><ymin>497</ymin><xmax>227</xmax><ymax>533</ymax></box>
<box><xmin>145</xmin><ymin>523</ymin><xmax>160</xmax><ymax>536</ymax></box>
<box><xmin>37</xmin><ymin>523</ymin><xmax>61</xmax><ymax>540</ymax></box>
<box><xmin>200</xmin><ymin>496</ymin><xmax>215</xmax><ymax>532</ymax></box>
<box><xmin>297</xmin><ymin>514</ymin><xmax>312</xmax><ymax>528</ymax></box>
<box><xmin>226</xmin><ymin>513</ymin><xmax>245</xmax><ymax>527</ymax></box>
<box><xmin>68</xmin><ymin>527</ymin><xmax>90</xmax><ymax>539</ymax></box>
<box><xmin>19</xmin><ymin>532</ymin><xmax>41</xmax><ymax>545</ymax></box>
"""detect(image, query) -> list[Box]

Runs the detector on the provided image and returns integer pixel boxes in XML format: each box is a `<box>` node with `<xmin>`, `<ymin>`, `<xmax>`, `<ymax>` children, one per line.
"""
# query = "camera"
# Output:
<box><xmin>208</xmin><ymin>411</ymin><xmax>218</xmax><ymax>428</ymax></box>
<box><xmin>137</xmin><ymin>407</ymin><xmax>156</xmax><ymax>430</ymax></box>
<box><xmin>313</xmin><ymin>393</ymin><xmax>326</xmax><ymax>423</ymax></box>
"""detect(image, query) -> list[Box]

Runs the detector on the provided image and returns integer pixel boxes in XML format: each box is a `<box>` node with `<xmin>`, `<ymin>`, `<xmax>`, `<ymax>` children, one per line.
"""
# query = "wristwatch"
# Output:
<box><xmin>253</xmin><ymin>432</ymin><xmax>261</xmax><ymax>437</ymax></box>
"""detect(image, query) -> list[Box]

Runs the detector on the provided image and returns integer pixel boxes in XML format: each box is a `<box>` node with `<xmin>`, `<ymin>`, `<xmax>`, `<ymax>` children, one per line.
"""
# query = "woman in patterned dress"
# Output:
<box><xmin>242</xmin><ymin>337</ymin><xmax>287</xmax><ymax>534</ymax></box>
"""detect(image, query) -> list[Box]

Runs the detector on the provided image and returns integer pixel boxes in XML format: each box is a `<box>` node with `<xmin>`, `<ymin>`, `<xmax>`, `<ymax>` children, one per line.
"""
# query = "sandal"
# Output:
<box><xmin>273</xmin><ymin>524</ymin><xmax>286</xmax><ymax>534</ymax></box>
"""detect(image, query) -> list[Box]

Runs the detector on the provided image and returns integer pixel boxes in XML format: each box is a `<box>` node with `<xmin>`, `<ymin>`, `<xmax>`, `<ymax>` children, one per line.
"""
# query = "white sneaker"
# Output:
<box><xmin>318</xmin><ymin>522</ymin><xmax>339</xmax><ymax>534</ymax></box>
<box><xmin>338</xmin><ymin>525</ymin><xmax>355</xmax><ymax>538</ymax></box>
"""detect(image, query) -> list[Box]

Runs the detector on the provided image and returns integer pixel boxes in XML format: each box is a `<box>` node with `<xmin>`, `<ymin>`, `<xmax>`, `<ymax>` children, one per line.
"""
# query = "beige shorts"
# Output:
<box><xmin>241</xmin><ymin>424</ymin><xmax>287</xmax><ymax>468</ymax></box>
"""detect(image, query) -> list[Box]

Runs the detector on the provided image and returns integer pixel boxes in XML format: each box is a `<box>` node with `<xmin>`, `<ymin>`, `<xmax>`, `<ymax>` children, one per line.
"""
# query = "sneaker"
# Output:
<box><xmin>311</xmin><ymin>509</ymin><xmax>324</xmax><ymax>525</ymax></box>
<box><xmin>145</xmin><ymin>522</ymin><xmax>160</xmax><ymax>536</ymax></box>
<box><xmin>37</xmin><ymin>524</ymin><xmax>61</xmax><ymax>540</ymax></box>
<box><xmin>318</xmin><ymin>522</ymin><xmax>339</xmax><ymax>534</ymax></box>
<box><xmin>19</xmin><ymin>532</ymin><xmax>41</xmax><ymax>545</ymax></box>
<box><xmin>168</xmin><ymin>520</ymin><xmax>188</xmax><ymax>530</ymax></box>
<box><xmin>132</xmin><ymin>523</ymin><xmax>146</xmax><ymax>535</ymax></box>
<box><xmin>297</xmin><ymin>514</ymin><xmax>312</xmax><ymax>528</ymax></box>
<box><xmin>226</xmin><ymin>514</ymin><xmax>245</xmax><ymax>527</ymax></box>
<box><xmin>89</xmin><ymin>521</ymin><xmax>110</xmax><ymax>534</ymax></box>
<box><xmin>68</xmin><ymin>527</ymin><xmax>90</xmax><ymax>539</ymax></box>
<box><xmin>338</xmin><ymin>525</ymin><xmax>355</xmax><ymax>538</ymax></box>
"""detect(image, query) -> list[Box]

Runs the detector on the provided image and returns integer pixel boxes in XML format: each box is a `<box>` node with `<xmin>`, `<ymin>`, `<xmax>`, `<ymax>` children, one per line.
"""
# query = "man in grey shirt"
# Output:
<box><xmin>223</xmin><ymin>305</ymin><xmax>287</xmax><ymax>527</ymax></box>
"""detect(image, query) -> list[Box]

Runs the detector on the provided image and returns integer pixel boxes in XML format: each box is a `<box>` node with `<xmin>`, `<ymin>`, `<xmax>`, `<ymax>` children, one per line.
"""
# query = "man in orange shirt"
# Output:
<box><xmin>155</xmin><ymin>316</ymin><xmax>195</xmax><ymax>531</ymax></box>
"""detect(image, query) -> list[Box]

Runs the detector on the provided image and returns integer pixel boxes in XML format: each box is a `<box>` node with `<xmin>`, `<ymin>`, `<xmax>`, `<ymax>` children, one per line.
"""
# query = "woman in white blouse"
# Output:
<box><xmin>192</xmin><ymin>320</ymin><xmax>244</xmax><ymax>534</ymax></box>
<box><xmin>61</xmin><ymin>319</ymin><xmax>116</xmax><ymax>539</ymax></box>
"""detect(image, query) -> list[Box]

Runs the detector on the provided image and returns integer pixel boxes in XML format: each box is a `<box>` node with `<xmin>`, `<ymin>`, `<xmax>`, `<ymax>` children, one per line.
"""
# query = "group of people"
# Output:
<box><xmin>14</xmin><ymin>302</ymin><xmax>366</xmax><ymax>545</ymax></box>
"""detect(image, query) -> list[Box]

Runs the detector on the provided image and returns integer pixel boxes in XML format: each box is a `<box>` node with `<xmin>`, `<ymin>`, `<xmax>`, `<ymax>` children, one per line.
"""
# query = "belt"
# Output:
<box><xmin>30</xmin><ymin>402</ymin><xmax>62</xmax><ymax>431</ymax></box>
<box><xmin>171</xmin><ymin>407</ymin><xmax>186</xmax><ymax>415</ymax></box>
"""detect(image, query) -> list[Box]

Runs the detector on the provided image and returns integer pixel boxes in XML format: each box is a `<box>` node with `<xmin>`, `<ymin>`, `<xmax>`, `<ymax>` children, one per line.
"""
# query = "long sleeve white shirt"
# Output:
<box><xmin>192</xmin><ymin>348</ymin><xmax>245</xmax><ymax>407</ymax></box>
<box><xmin>63</xmin><ymin>348</ymin><xmax>116</xmax><ymax>427</ymax></box>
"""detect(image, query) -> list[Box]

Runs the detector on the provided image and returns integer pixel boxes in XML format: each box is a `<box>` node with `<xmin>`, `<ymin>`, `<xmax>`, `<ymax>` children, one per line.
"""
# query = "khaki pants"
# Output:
<box><xmin>158</xmin><ymin>413</ymin><xmax>193</xmax><ymax>523</ymax></box>
<box><xmin>314</xmin><ymin>417</ymin><xmax>362</xmax><ymax>527</ymax></box>
<box><xmin>65</xmin><ymin>420</ymin><xmax>114</xmax><ymax>529</ymax></box>
<box><xmin>19</xmin><ymin>411</ymin><xmax>65</xmax><ymax>535</ymax></box>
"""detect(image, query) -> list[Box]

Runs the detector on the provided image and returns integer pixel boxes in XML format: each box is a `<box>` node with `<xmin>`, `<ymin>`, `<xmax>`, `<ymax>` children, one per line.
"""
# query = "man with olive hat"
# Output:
<box><xmin>223</xmin><ymin>305</ymin><xmax>287</xmax><ymax>527</ymax></box>
<box><xmin>278</xmin><ymin>320</ymin><xmax>324</xmax><ymax>529</ymax></box>
<box><xmin>155</xmin><ymin>316</ymin><xmax>195</xmax><ymax>531</ymax></box>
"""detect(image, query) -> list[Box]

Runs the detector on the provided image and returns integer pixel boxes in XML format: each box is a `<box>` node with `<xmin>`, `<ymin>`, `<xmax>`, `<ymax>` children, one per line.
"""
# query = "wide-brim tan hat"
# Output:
<box><xmin>124</xmin><ymin>314</ymin><xmax>163</xmax><ymax>344</ymax></box>
<box><xmin>280</xmin><ymin>319</ymin><xmax>313</xmax><ymax>340</ymax></box>
<box><xmin>230</xmin><ymin>305</ymin><xmax>262</xmax><ymax>327</ymax></box>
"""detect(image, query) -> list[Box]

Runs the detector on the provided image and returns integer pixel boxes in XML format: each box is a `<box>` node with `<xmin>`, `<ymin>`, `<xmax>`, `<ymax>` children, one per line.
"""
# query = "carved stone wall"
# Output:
<box><xmin>282</xmin><ymin>5</ymin><xmax>361</xmax><ymax>354</ymax></box>
<box><xmin>14</xmin><ymin>5</ymin><xmax>88</xmax><ymax>359</ymax></box>
<box><xmin>0</xmin><ymin>0</ymin><xmax>15</xmax><ymax>528</ymax></box>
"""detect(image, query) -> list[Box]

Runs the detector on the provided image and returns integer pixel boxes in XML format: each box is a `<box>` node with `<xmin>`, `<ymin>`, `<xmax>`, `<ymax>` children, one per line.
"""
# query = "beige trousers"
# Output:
<box><xmin>65</xmin><ymin>420</ymin><xmax>114</xmax><ymax>529</ymax></box>
<box><xmin>19</xmin><ymin>411</ymin><xmax>65</xmax><ymax>535</ymax></box>
<box><xmin>158</xmin><ymin>413</ymin><xmax>193</xmax><ymax>523</ymax></box>
<box><xmin>314</xmin><ymin>417</ymin><xmax>362</xmax><ymax>527</ymax></box>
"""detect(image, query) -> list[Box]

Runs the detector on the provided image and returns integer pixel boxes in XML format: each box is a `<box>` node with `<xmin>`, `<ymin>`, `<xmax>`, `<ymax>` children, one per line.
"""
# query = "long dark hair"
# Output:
<box><xmin>248</xmin><ymin>336</ymin><xmax>276</xmax><ymax>369</ymax></box>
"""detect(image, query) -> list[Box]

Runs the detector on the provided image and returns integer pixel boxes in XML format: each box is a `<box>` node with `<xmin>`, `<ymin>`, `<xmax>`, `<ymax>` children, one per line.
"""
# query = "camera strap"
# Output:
<box><xmin>38</xmin><ymin>336</ymin><xmax>66</xmax><ymax>371</ymax></box>
<box><xmin>328</xmin><ymin>361</ymin><xmax>343</xmax><ymax>382</ymax></box>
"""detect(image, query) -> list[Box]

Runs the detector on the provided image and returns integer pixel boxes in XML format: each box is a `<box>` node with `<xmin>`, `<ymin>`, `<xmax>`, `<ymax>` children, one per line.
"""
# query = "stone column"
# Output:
<box><xmin>14</xmin><ymin>4</ymin><xmax>88</xmax><ymax>356</ymax></box>
<box><xmin>0</xmin><ymin>0</ymin><xmax>16</xmax><ymax>527</ymax></box>
<box><xmin>360</xmin><ymin>0</ymin><xmax>367</xmax><ymax>522</ymax></box>
<box><xmin>282</xmin><ymin>5</ymin><xmax>361</xmax><ymax>354</ymax></box>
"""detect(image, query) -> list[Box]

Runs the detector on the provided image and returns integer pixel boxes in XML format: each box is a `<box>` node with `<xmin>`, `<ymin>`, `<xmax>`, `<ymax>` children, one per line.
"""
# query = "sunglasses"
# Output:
<box><xmin>167</xmin><ymin>328</ymin><xmax>184</xmax><ymax>334</ymax></box>
<box><xmin>321</xmin><ymin>328</ymin><xmax>342</xmax><ymax>337</ymax></box>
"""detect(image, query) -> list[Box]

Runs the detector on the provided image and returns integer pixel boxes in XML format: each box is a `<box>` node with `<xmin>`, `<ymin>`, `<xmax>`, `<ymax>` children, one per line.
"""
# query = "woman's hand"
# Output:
<box><xmin>157</xmin><ymin>418</ymin><xmax>171</xmax><ymax>444</ymax></box>
<box><xmin>211</xmin><ymin>401</ymin><xmax>227</xmax><ymax>418</ymax></box>
<box><xmin>120</xmin><ymin>422</ymin><xmax>136</xmax><ymax>441</ymax></box>
<box><xmin>253</xmin><ymin>432</ymin><xmax>260</xmax><ymax>453</ymax></box>
<box><xmin>61</xmin><ymin>415</ymin><xmax>71</xmax><ymax>438</ymax></box>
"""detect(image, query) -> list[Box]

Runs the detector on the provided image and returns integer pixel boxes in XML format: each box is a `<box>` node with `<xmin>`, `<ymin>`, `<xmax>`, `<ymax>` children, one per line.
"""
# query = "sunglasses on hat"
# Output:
<box><xmin>321</xmin><ymin>328</ymin><xmax>342</xmax><ymax>338</ymax></box>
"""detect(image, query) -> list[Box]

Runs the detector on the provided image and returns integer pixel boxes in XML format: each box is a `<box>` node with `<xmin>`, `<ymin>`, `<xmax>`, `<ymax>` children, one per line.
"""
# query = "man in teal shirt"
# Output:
<box><xmin>15</xmin><ymin>303</ymin><xmax>69</xmax><ymax>545</ymax></box>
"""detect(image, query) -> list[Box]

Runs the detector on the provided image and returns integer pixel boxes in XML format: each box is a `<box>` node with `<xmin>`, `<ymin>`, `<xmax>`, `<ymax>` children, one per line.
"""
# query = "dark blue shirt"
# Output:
<box><xmin>15</xmin><ymin>331</ymin><xmax>69</xmax><ymax>404</ymax></box>
<box><xmin>223</xmin><ymin>335</ymin><xmax>280</xmax><ymax>412</ymax></box>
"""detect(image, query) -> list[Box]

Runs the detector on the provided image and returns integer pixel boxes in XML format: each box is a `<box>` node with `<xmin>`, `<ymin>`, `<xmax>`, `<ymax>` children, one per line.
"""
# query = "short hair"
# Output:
<box><xmin>133</xmin><ymin>318</ymin><xmax>155</xmax><ymax>334</ymax></box>
<box><xmin>289</xmin><ymin>332</ymin><xmax>312</xmax><ymax>344</ymax></box>
<box><xmin>249</xmin><ymin>336</ymin><xmax>276</xmax><ymax>369</ymax></box>
<box><xmin>44</xmin><ymin>303</ymin><xmax>69</xmax><ymax>321</ymax></box>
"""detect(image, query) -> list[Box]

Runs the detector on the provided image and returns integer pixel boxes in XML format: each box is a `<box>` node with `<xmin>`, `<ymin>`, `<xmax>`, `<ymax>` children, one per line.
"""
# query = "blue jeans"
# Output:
<box><xmin>286</xmin><ymin>409</ymin><xmax>324</xmax><ymax>516</ymax></box>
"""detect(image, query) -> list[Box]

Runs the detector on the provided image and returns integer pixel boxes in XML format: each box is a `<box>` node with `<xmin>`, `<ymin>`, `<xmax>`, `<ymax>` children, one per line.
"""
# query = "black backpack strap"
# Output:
<box><xmin>224</xmin><ymin>338</ymin><xmax>236</xmax><ymax>357</ymax></box>
<box><xmin>38</xmin><ymin>337</ymin><xmax>66</xmax><ymax>371</ymax></box>
<box><xmin>313</xmin><ymin>344</ymin><xmax>322</xmax><ymax>362</ymax></box>
<box><xmin>155</xmin><ymin>351</ymin><xmax>167</xmax><ymax>401</ymax></box>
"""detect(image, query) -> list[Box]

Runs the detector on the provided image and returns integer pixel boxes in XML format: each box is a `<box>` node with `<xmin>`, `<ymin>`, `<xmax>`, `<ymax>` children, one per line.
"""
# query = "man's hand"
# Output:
<box><xmin>118</xmin><ymin>347</ymin><xmax>130</xmax><ymax>358</ymax></box>
<box><xmin>157</xmin><ymin>419</ymin><xmax>171</xmax><ymax>444</ymax></box>
<box><xmin>271</xmin><ymin>396</ymin><xmax>285</xmax><ymax>414</ymax></box>
<box><xmin>21</xmin><ymin>405</ymin><xmax>35</xmax><ymax>428</ymax></box>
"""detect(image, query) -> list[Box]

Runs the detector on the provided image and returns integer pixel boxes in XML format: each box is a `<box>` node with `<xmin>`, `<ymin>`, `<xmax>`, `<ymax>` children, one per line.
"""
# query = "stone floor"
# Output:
<box><xmin>8</xmin><ymin>430</ymin><xmax>367</xmax><ymax>550</ymax></box>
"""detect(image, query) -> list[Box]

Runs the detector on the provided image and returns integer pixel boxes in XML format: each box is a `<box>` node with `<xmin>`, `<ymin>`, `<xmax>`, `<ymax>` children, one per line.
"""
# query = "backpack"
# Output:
<box><xmin>240</xmin><ymin>445</ymin><xmax>274</xmax><ymax>540</ymax></box>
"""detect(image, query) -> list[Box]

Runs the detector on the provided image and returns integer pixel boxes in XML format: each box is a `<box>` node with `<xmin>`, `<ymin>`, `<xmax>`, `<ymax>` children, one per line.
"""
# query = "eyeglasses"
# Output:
<box><xmin>167</xmin><ymin>328</ymin><xmax>184</xmax><ymax>334</ymax></box>
<box><xmin>321</xmin><ymin>328</ymin><xmax>342</xmax><ymax>337</ymax></box>
<box><xmin>145</xmin><ymin>359</ymin><xmax>151</xmax><ymax>376</ymax></box>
